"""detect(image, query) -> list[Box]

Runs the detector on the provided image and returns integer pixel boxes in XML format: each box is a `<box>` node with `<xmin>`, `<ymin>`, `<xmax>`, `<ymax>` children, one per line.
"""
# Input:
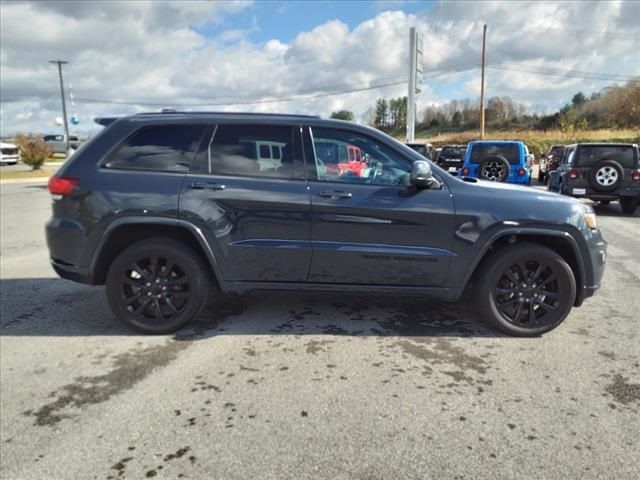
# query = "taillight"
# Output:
<box><xmin>48</xmin><ymin>176</ymin><xmax>78</xmax><ymax>196</ymax></box>
<box><xmin>461</xmin><ymin>167</ymin><xmax>470</xmax><ymax>176</ymax></box>
<box><xmin>517</xmin><ymin>168</ymin><xmax>526</xmax><ymax>176</ymax></box>
<box><xmin>569</xmin><ymin>169</ymin><xmax>579</xmax><ymax>180</ymax></box>
<box><xmin>632</xmin><ymin>170</ymin><xmax>640</xmax><ymax>181</ymax></box>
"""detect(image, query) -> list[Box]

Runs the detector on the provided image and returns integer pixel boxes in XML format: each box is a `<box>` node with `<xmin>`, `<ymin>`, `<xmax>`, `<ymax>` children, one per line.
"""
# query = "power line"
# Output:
<box><xmin>486</xmin><ymin>63</ymin><xmax>638</xmax><ymax>82</ymax></box>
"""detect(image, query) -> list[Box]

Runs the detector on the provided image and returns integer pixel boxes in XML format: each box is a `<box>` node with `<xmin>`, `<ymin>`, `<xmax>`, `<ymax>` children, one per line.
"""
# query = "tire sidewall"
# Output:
<box><xmin>478</xmin><ymin>244</ymin><xmax>576</xmax><ymax>336</ymax></box>
<box><xmin>106</xmin><ymin>239</ymin><xmax>210</xmax><ymax>334</ymax></box>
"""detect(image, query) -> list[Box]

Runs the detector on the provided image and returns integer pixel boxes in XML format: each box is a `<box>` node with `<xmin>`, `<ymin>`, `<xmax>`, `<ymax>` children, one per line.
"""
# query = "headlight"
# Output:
<box><xmin>584</xmin><ymin>212</ymin><xmax>598</xmax><ymax>229</ymax></box>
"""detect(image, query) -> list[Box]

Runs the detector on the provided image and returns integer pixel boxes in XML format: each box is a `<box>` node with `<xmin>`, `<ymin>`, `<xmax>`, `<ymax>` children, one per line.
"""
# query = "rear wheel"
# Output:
<box><xmin>476</xmin><ymin>243</ymin><xmax>576</xmax><ymax>337</ymax></box>
<box><xmin>106</xmin><ymin>239</ymin><xmax>211</xmax><ymax>334</ymax></box>
<box><xmin>620</xmin><ymin>197</ymin><xmax>639</xmax><ymax>214</ymax></box>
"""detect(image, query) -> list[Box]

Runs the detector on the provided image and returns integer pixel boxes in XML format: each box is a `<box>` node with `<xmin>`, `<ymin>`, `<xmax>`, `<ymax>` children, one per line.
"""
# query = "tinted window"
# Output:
<box><xmin>576</xmin><ymin>146</ymin><xmax>636</xmax><ymax>168</ymax></box>
<box><xmin>209</xmin><ymin>125</ymin><xmax>294</xmax><ymax>179</ymax></box>
<box><xmin>407</xmin><ymin>144</ymin><xmax>428</xmax><ymax>157</ymax></box>
<box><xmin>107</xmin><ymin>125</ymin><xmax>206</xmax><ymax>171</ymax></box>
<box><xmin>312</xmin><ymin>128</ymin><xmax>411</xmax><ymax>186</ymax></box>
<box><xmin>441</xmin><ymin>146</ymin><xmax>464</xmax><ymax>158</ymax></box>
<box><xmin>469</xmin><ymin>143</ymin><xmax>521</xmax><ymax>164</ymax></box>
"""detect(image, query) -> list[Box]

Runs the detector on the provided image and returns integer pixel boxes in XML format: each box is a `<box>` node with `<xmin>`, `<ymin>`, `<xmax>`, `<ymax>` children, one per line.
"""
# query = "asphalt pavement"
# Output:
<box><xmin>1</xmin><ymin>181</ymin><xmax>638</xmax><ymax>480</ymax></box>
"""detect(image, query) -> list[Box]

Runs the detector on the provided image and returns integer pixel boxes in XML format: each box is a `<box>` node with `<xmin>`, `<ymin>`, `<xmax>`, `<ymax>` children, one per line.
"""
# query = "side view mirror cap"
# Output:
<box><xmin>411</xmin><ymin>160</ymin><xmax>434</xmax><ymax>188</ymax></box>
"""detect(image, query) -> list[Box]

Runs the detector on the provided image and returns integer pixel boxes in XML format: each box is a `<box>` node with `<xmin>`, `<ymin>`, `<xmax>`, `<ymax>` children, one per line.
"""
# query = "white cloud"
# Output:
<box><xmin>1</xmin><ymin>0</ymin><xmax>638</xmax><ymax>135</ymax></box>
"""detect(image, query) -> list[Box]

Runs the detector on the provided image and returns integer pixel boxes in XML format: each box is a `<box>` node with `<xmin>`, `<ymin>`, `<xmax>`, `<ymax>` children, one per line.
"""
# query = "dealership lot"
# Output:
<box><xmin>1</xmin><ymin>181</ymin><xmax>638</xmax><ymax>479</ymax></box>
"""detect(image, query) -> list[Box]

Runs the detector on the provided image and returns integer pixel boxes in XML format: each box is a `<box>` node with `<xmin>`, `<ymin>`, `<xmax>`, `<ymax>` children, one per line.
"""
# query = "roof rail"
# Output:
<box><xmin>134</xmin><ymin>111</ymin><xmax>320</xmax><ymax>119</ymax></box>
<box><xmin>94</xmin><ymin>116</ymin><xmax>120</xmax><ymax>126</ymax></box>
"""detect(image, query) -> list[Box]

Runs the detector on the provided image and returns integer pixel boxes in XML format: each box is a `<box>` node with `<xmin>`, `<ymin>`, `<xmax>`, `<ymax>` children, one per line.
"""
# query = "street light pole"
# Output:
<box><xmin>479</xmin><ymin>24</ymin><xmax>487</xmax><ymax>139</ymax></box>
<box><xmin>50</xmin><ymin>60</ymin><xmax>70</xmax><ymax>154</ymax></box>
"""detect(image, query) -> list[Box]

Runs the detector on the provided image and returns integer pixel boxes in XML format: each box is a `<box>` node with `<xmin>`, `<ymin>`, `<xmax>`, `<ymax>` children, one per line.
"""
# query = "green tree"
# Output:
<box><xmin>572</xmin><ymin>92</ymin><xmax>586</xmax><ymax>107</ymax></box>
<box><xmin>375</xmin><ymin>98</ymin><xmax>388</xmax><ymax>128</ymax></box>
<box><xmin>452</xmin><ymin>110</ymin><xmax>464</xmax><ymax>127</ymax></box>
<box><xmin>330</xmin><ymin>110</ymin><xmax>354</xmax><ymax>121</ymax></box>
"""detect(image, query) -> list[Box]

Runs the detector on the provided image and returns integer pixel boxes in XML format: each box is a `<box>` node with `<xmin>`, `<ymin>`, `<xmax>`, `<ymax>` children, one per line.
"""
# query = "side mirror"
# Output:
<box><xmin>411</xmin><ymin>160</ymin><xmax>434</xmax><ymax>188</ymax></box>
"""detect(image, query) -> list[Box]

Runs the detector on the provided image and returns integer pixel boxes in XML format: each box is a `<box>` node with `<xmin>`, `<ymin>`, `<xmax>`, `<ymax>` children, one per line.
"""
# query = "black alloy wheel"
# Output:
<box><xmin>106</xmin><ymin>239</ymin><xmax>210</xmax><ymax>334</ymax></box>
<box><xmin>477</xmin><ymin>243</ymin><xmax>576</xmax><ymax>336</ymax></box>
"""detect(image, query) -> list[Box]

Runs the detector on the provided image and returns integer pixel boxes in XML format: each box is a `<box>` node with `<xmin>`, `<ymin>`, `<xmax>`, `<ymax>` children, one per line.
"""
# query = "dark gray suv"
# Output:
<box><xmin>548</xmin><ymin>143</ymin><xmax>640</xmax><ymax>214</ymax></box>
<box><xmin>46</xmin><ymin>112</ymin><xmax>607</xmax><ymax>336</ymax></box>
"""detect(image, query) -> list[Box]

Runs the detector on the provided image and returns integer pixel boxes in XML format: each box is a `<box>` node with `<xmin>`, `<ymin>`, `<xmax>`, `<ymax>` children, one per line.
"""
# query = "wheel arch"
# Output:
<box><xmin>463</xmin><ymin>229</ymin><xmax>586</xmax><ymax>307</ymax></box>
<box><xmin>90</xmin><ymin>218</ymin><xmax>223</xmax><ymax>286</ymax></box>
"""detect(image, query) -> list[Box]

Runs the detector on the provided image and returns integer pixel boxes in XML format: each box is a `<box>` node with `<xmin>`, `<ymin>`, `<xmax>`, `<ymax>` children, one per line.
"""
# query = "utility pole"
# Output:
<box><xmin>50</xmin><ymin>60</ymin><xmax>70</xmax><ymax>154</ymax></box>
<box><xmin>407</xmin><ymin>27</ymin><xmax>422</xmax><ymax>142</ymax></box>
<box><xmin>479</xmin><ymin>24</ymin><xmax>487</xmax><ymax>139</ymax></box>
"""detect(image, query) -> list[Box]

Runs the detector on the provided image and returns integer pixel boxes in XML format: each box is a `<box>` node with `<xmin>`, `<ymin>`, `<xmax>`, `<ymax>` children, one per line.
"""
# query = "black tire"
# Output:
<box><xmin>588</xmin><ymin>159</ymin><xmax>623</xmax><ymax>192</ymax></box>
<box><xmin>599</xmin><ymin>200</ymin><xmax>610</xmax><ymax>206</ymax></box>
<box><xmin>479</xmin><ymin>155</ymin><xmax>510</xmax><ymax>182</ymax></box>
<box><xmin>476</xmin><ymin>243</ymin><xmax>576</xmax><ymax>337</ymax></box>
<box><xmin>106</xmin><ymin>238</ymin><xmax>211</xmax><ymax>334</ymax></box>
<box><xmin>620</xmin><ymin>197</ymin><xmax>639</xmax><ymax>214</ymax></box>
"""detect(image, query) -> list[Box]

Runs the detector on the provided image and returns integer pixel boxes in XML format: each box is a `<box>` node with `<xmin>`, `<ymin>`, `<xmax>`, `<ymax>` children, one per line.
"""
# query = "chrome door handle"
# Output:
<box><xmin>189</xmin><ymin>182</ymin><xmax>226</xmax><ymax>191</ymax></box>
<box><xmin>318</xmin><ymin>190</ymin><xmax>352</xmax><ymax>199</ymax></box>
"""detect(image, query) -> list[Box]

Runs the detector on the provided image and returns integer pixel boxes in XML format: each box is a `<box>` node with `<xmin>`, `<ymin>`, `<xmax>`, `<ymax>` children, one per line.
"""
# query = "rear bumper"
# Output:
<box><xmin>46</xmin><ymin>217</ymin><xmax>95</xmax><ymax>284</ymax></box>
<box><xmin>561</xmin><ymin>184</ymin><xmax>640</xmax><ymax>200</ymax></box>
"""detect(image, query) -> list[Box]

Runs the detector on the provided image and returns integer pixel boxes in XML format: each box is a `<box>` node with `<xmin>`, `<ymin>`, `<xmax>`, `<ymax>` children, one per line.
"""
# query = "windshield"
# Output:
<box><xmin>440</xmin><ymin>146</ymin><xmax>465</xmax><ymax>158</ymax></box>
<box><xmin>549</xmin><ymin>146</ymin><xmax>564</xmax><ymax>157</ymax></box>
<box><xmin>406</xmin><ymin>144</ymin><xmax>428</xmax><ymax>157</ymax></box>
<box><xmin>576</xmin><ymin>145</ymin><xmax>637</xmax><ymax>168</ymax></box>
<box><xmin>469</xmin><ymin>143</ymin><xmax>520</xmax><ymax>164</ymax></box>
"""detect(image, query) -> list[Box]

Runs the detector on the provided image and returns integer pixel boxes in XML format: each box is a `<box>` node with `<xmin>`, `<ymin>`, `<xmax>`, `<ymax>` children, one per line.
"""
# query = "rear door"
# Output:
<box><xmin>179</xmin><ymin>123</ymin><xmax>311</xmax><ymax>283</ymax></box>
<box><xmin>305</xmin><ymin>126</ymin><xmax>455</xmax><ymax>287</ymax></box>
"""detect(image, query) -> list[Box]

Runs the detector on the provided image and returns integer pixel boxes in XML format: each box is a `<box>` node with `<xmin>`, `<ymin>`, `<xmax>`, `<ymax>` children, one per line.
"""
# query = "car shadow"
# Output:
<box><xmin>0</xmin><ymin>277</ymin><xmax>502</xmax><ymax>339</ymax></box>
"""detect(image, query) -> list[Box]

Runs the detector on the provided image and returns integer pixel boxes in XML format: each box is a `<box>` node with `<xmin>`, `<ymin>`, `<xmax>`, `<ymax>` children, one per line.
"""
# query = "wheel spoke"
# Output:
<box><xmin>152</xmin><ymin>298</ymin><xmax>163</xmax><ymax>320</ymax></box>
<box><xmin>160</xmin><ymin>261</ymin><xmax>174</xmax><ymax>279</ymax></box>
<box><xmin>149</xmin><ymin>256</ymin><xmax>159</xmax><ymax>277</ymax></box>
<box><xmin>543</xmin><ymin>273</ymin><xmax>558</xmax><ymax>286</ymax></box>
<box><xmin>512</xmin><ymin>303</ymin><xmax>524</xmax><ymax>325</ymax></box>
<box><xmin>124</xmin><ymin>292</ymin><xmax>144</xmax><ymax>305</ymax></box>
<box><xmin>503</xmin><ymin>268</ymin><xmax>519</xmax><ymax>285</ymax></box>
<box><xmin>132</xmin><ymin>298</ymin><xmax>152</xmax><ymax>317</ymax></box>
<box><xmin>165</xmin><ymin>297</ymin><xmax>180</xmax><ymax>314</ymax></box>
<box><xmin>538</xmin><ymin>289</ymin><xmax>560</xmax><ymax>299</ymax></box>
<box><xmin>528</xmin><ymin>302</ymin><xmax>536</xmax><ymax>324</ymax></box>
<box><xmin>534</xmin><ymin>300</ymin><xmax>558</xmax><ymax>312</ymax></box>
<box><xmin>124</xmin><ymin>277</ymin><xmax>144</xmax><ymax>288</ymax></box>
<box><xmin>496</xmin><ymin>287</ymin><xmax>516</xmax><ymax>295</ymax></box>
<box><xmin>132</xmin><ymin>263</ymin><xmax>150</xmax><ymax>281</ymax></box>
<box><xmin>497</xmin><ymin>297</ymin><xmax>518</xmax><ymax>307</ymax></box>
<box><xmin>531</xmin><ymin>263</ymin><xmax>545</xmax><ymax>283</ymax></box>
<box><xmin>518</xmin><ymin>262</ymin><xmax>529</xmax><ymax>282</ymax></box>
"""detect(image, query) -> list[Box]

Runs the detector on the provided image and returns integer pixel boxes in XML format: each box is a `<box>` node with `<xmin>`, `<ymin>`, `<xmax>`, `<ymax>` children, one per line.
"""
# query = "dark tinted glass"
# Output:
<box><xmin>576</xmin><ymin>146</ymin><xmax>636</xmax><ymax>168</ymax></box>
<box><xmin>107</xmin><ymin>125</ymin><xmax>206</xmax><ymax>171</ymax></box>
<box><xmin>209</xmin><ymin>125</ymin><xmax>294</xmax><ymax>178</ymax></box>
<box><xmin>441</xmin><ymin>146</ymin><xmax>464</xmax><ymax>158</ymax></box>
<box><xmin>469</xmin><ymin>143</ymin><xmax>520</xmax><ymax>164</ymax></box>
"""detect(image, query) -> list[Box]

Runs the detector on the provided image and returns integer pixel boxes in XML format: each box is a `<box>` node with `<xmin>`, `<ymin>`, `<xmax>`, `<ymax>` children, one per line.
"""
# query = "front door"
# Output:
<box><xmin>179</xmin><ymin>123</ymin><xmax>311</xmax><ymax>283</ymax></box>
<box><xmin>305</xmin><ymin>127</ymin><xmax>455</xmax><ymax>287</ymax></box>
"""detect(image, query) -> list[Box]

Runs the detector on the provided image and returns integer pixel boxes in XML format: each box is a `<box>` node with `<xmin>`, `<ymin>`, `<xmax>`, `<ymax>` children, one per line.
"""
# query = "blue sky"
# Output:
<box><xmin>199</xmin><ymin>1</ymin><xmax>432</xmax><ymax>44</ymax></box>
<box><xmin>1</xmin><ymin>0</ymin><xmax>638</xmax><ymax>135</ymax></box>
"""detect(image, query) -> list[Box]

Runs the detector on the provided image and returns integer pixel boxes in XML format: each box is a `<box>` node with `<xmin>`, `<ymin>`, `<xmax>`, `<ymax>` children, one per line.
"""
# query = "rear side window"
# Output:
<box><xmin>106</xmin><ymin>125</ymin><xmax>206</xmax><ymax>171</ymax></box>
<box><xmin>469</xmin><ymin>143</ymin><xmax>521</xmax><ymax>164</ymax></box>
<box><xmin>576</xmin><ymin>146</ymin><xmax>637</xmax><ymax>168</ymax></box>
<box><xmin>441</xmin><ymin>146</ymin><xmax>464</xmax><ymax>158</ymax></box>
<box><xmin>209</xmin><ymin>125</ymin><xmax>295</xmax><ymax>179</ymax></box>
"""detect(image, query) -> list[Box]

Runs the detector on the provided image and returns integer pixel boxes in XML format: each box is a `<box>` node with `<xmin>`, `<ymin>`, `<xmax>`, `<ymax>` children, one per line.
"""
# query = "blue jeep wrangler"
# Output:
<box><xmin>460</xmin><ymin>140</ymin><xmax>532</xmax><ymax>185</ymax></box>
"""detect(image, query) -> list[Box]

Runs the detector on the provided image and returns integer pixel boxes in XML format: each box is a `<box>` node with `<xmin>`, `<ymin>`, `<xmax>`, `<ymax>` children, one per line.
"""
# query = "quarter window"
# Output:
<box><xmin>209</xmin><ymin>125</ymin><xmax>295</xmax><ymax>179</ymax></box>
<box><xmin>106</xmin><ymin>125</ymin><xmax>206</xmax><ymax>171</ymax></box>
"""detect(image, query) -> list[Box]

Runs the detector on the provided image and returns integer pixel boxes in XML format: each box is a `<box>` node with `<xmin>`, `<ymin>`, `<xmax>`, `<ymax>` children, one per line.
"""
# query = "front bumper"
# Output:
<box><xmin>50</xmin><ymin>260</ymin><xmax>95</xmax><ymax>285</ymax></box>
<box><xmin>576</xmin><ymin>228</ymin><xmax>607</xmax><ymax>306</ymax></box>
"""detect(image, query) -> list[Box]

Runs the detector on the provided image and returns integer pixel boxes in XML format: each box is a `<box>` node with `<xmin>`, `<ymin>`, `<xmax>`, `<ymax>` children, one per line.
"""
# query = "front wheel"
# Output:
<box><xmin>106</xmin><ymin>239</ymin><xmax>211</xmax><ymax>334</ymax></box>
<box><xmin>476</xmin><ymin>243</ymin><xmax>576</xmax><ymax>337</ymax></box>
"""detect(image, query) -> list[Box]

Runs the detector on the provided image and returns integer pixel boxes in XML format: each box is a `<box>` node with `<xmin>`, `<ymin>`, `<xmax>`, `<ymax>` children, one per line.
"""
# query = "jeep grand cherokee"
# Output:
<box><xmin>46</xmin><ymin>112</ymin><xmax>607</xmax><ymax>336</ymax></box>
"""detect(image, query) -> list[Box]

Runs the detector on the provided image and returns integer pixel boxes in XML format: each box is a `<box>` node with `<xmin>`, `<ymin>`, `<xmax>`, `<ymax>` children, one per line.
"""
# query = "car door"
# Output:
<box><xmin>179</xmin><ymin>123</ymin><xmax>311</xmax><ymax>283</ymax></box>
<box><xmin>304</xmin><ymin>126</ymin><xmax>455</xmax><ymax>287</ymax></box>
